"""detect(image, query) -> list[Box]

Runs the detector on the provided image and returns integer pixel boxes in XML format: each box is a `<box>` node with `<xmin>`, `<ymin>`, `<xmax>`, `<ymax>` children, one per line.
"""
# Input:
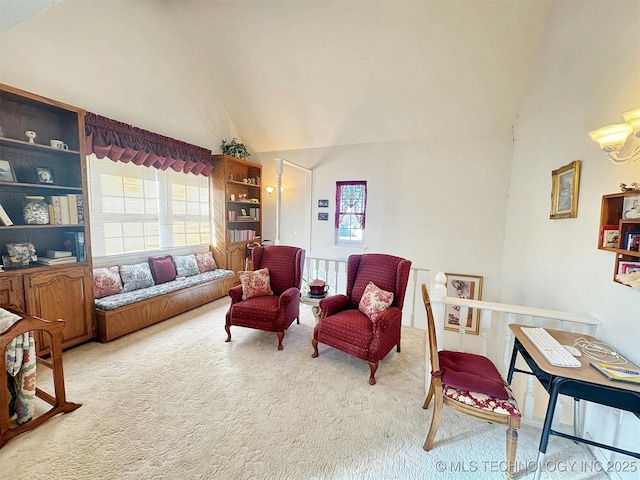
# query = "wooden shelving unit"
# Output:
<box><xmin>211</xmin><ymin>154</ymin><xmax>262</xmax><ymax>272</ymax></box>
<box><xmin>0</xmin><ymin>83</ymin><xmax>95</xmax><ymax>353</ymax></box>
<box><xmin>598</xmin><ymin>191</ymin><xmax>640</xmax><ymax>286</ymax></box>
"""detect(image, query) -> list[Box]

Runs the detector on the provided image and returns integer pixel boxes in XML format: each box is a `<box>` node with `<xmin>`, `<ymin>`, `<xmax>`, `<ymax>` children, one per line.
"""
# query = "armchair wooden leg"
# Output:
<box><xmin>423</xmin><ymin>387</ymin><xmax>443</xmax><ymax>451</ymax></box>
<box><xmin>368</xmin><ymin>362</ymin><xmax>378</xmax><ymax>385</ymax></box>
<box><xmin>311</xmin><ymin>338</ymin><xmax>319</xmax><ymax>358</ymax></box>
<box><xmin>276</xmin><ymin>332</ymin><xmax>285</xmax><ymax>350</ymax></box>
<box><xmin>505</xmin><ymin>418</ymin><xmax>519</xmax><ymax>480</ymax></box>
<box><xmin>296</xmin><ymin>317</ymin><xmax>300</xmax><ymax>324</ymax></box>
<box><xmin>396</xmin><ymin>342</ymin><xmax>401</xmax><ymax>353</ymax></box>
<box><xmin>225</xmin><ymin>324</ymin><xmax>231</xmax><ymax>342</ymax></box>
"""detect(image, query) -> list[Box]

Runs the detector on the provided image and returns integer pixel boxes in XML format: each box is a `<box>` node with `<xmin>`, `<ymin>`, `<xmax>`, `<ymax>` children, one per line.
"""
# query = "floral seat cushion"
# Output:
<box><xmin>443</xmin><ymin>382</ymin><xmax>521</xmax><ymax>417</ymax></box>
<box><xmin>95</xmin><ymin>269</ymin><xmax>234</xmax><ymax>311</ymax></box>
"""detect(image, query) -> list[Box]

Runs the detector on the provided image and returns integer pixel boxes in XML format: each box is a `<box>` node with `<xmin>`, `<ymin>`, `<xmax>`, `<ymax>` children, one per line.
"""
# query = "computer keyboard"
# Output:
<box><xmin>521</xmin><ymin>327</ymin><xmax>582</xmax><ymax>368</ymax></box>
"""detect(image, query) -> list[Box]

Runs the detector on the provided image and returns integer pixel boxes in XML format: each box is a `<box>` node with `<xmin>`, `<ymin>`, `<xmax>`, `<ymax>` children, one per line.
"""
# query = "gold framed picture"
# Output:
<box><xmin>443</xmin><ymin>273</ymin><xmax>483</xmax><ymax>335</ymax></box>
<box><xmin>550</xmin><ymin>160</ymin><xmax>581</xmax><ymax>219</ymax></box>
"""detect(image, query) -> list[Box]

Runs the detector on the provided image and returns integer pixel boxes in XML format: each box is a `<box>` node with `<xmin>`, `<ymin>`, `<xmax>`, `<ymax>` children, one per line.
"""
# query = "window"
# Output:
<box><xmin>335</xmin><ymin>181</ymin><xmax>367</xmax><ymax>245</ymax></box>
<box><xmin>87</xmin><ymin>154</ymin><xmax>210</xmax><ymax>258</ymax></box>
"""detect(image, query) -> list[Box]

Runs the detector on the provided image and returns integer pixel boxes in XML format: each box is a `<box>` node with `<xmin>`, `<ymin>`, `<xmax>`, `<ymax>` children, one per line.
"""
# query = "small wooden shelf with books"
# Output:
<box><xmin>598</xmin><ymin>191</ymin><xmax>640</xmax><ymax>286</ymax></box>
<box><xmin>211</xmin><ymin>154</ymin><xmax>262</xmax><ymax>272</ymax></box>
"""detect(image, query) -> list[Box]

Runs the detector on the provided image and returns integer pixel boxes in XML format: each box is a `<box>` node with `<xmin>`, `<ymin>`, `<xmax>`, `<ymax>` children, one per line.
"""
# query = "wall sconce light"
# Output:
<box><xmin>265</xmin><ymin>186</ymin><xmax>285</xmax><ymax>197</ymax></box>
<box><xmin>590</xmin><ymin>107</ymin><xmax>640</xmax><ymax>165</ymax></box>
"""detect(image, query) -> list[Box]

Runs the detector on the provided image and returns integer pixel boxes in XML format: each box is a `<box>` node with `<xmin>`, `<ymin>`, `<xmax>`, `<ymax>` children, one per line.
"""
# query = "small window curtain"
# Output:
<box><xmin>84</xmin><ymin>112</ymin><xmax>214</xmax><ymax>176</ymax></box>
<box><xmin>335</xmin><ymin>180</ymin><xmax>367</xmax><ymax>228</ymax></box>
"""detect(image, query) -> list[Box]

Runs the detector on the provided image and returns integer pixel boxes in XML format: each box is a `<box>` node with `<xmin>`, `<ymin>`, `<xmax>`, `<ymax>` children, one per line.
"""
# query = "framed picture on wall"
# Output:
<box><xmin>550</xmin><ymin>160</ymin><xmax>581</xmax><ymax>219</ymax></box>
<box><xmin>318</xmin><ymin>199</ymin><xmax>329</xmax><ymax>208</ymax></box>
<box><xmin>444</xmin><ymin>273</ymin><xmax>483</xmax><ymax>335</ymax></box>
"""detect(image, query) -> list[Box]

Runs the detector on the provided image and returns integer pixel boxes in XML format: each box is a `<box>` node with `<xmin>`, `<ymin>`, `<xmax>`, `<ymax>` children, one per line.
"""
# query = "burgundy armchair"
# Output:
<box><xmin>225</xmin><ymin>245</ymin><xmax>305</xmax><ymax>350</ymax></box>
<box><xmin>311</xmin><ymin>253</ymin><xmax>412</xmax><ymax>384</ymax></box>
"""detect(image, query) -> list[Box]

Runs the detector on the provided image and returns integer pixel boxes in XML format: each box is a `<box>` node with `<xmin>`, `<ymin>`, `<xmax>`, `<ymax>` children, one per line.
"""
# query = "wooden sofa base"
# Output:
<box><xmin>95</xmin><ymin>275</ymin><xmax>237</xmax><ymax>342</ymax></box>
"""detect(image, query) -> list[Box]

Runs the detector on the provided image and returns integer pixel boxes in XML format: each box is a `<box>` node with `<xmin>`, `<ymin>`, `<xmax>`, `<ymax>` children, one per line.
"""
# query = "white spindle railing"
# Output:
<box><xmin>428</xmin><ymin>271</ymin><xmax>601</xmax><ymax>427</ymax></box>
<box><xmin>301</xmin><ymin>258</ymin><xmax>602</xmax><ymax>427</ymax></box>
<box><xmin>303</xmin><ymin>256</ymin><xmax>431</xmax><ymax>327</ymax></box>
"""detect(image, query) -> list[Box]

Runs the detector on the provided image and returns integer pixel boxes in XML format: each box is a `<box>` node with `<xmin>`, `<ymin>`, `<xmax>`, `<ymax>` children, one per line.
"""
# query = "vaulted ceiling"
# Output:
<box><xmin>0</xmin><ymin>0</ymin><xmax>551</xmax><ymax>154</ymax></box>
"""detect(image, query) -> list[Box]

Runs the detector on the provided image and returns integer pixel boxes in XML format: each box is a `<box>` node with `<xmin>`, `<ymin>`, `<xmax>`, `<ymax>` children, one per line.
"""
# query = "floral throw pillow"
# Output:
<box><xmin>93</xmin><ymin>266</ymin><xmax>124</xmax><ymax>298</ymax></box>
<box><xmin>238</xmin><ymin>268</ymin><xmax>273</xmax><ymax>300</ymax></box>
<box><xmin>174</xmin><ymin>254</ymin><xmax>199</xmax><ymax>277</ymax></box>
<box><xmin>119</xmin><ymin>262</ymin><xmax>155</xmax><ymax>292</ymax></box>
<box><xmin>195</xmin><ymin>251</ymin><xmax>218</xmax><ymax>273</ymax></box>
<box><xmin>358</xmin><ymin>281</ymin><xmax>394</xmax><ymax>322</ymax></box>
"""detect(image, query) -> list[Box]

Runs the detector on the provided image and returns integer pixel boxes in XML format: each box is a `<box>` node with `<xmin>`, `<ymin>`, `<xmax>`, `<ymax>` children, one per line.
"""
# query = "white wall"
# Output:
<box><xmin>255</xmin><ymin>133</ymin><xmax>513</xmax><ymax>303</ymax></box>
<box><xmin>501</xmin><ymin>1</ymin><xmax>640</xmax><ymax>365</ymax></box>
<box><xmin>501</xmin><ymin>3</ymin><xmax>639</xmax><ymax>474</ymax></box>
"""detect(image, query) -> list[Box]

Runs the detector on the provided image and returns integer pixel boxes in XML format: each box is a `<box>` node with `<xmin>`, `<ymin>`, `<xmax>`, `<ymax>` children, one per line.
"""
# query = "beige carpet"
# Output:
<box><xmin>0</xmin><ymin>298</ymin><xmax>605</xmax><ymax>480</ymax></box>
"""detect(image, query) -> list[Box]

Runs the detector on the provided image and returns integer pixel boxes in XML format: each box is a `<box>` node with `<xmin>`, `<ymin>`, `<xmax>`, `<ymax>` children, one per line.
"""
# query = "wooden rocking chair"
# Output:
<box><xmin>421</xmin><ymin>284</ymin><xmax>521</xmax><ymax>480</ymax></box>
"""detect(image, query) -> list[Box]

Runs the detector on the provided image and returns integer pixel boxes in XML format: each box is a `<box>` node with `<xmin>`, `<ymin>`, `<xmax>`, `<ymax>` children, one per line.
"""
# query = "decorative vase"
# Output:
<box><xmin>23</xmin><ymin>195</ymin><xmax>50</xmax><ymax>224</ymax></box>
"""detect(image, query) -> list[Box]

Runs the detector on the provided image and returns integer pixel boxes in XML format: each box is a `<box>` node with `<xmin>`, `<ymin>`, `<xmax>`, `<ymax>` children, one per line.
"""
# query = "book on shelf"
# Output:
<box><xmin>590</xmin><ymin>361</ymin><xmax>640</xmax><ymax>385</ymax></box>
<box><xmin>62</xmin><ymin>231</ymin><xmax>86</xmax><ymax>262</ymax></box>
<box><xmin>59</xmin><ymin>195</ymin><xmax>70</xmax><ymax>225</ymax></box>
<box><xmin>47</xmin><ymin>195</ymin><xmax>83</xmax><ymax>225</ymax></box>
<box><xmin>46</xmin><ymin>250</ymin><xmax>73</xmax><ymax>258</ymax></box>
<box><xmin>67</xmin><ymin>194</ymin><xmax>79</xmax><ymax>224</ymax></box>
<box><xmin>624</xmin><ymin>232</ymin><xmax>640</xmax><ymax>252</ymax></box>
<box><xmin>75</xmin><ymin>194</ymin><xmax>85</xmax><ymax>224</ymax></box>
<box><xmin>0</xmin><ymin>203</ymin><xmax>13</xmax><ymax>226</ymax></box>
<box><xmin>37</xmin><ymin>256</ymin><xmax>78</xmax><ymax>265</ymax></box>
<box><xmin>50</xmin><ymin>196</ymin><xmax>63</xmax><ymax>225</ymax></box>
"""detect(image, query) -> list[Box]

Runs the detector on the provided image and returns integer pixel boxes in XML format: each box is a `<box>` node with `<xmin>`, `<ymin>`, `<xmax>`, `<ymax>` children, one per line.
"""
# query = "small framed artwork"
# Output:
<box><xmin>601</xmin><ymin>226</ymin><xmax>620</xmax><ymax>248</ymax></box>
<box><xmin>0</xmin><ymin>159</ymin><xmax>16</xmax><ymax>182</ymax></box>
<box><xmin>229</xmin><ymin>194</ymin><xmax>236</xmax><ymax>202</ymax></box>
<box><xmin>624</xmin><ymin>232</ymin><xmax>640</xmax><ymax>252</ymax></box>
<box><xmin>444</xmin><ymin>273</ymin><xmax>483</xmax><ymax>335</ymax></box>
<box><xmin>550</xmin><ymin>160</ymin><xmax>581</xmax><ymax>219</ymax></box>
<box><xmin>34</xmin><ymin>166</ymin><xmax>55</xmax><ymax>184</ymax></box>
<box><xmin>318</xmin><ymin>199</ymin><xmax>329</xmax><ymax>208</ymax></box>
<box><xmin>318</xmin><ymin>212</ymin><xmax>329</xmax><ymax>221</ymax></box>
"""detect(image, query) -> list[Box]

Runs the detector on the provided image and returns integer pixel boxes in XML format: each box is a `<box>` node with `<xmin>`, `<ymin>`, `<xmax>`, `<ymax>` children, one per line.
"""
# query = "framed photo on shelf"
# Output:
<box><xmin>0</xmin><ymin>159</ymin><xmax>16</xmax><ymax>182</ymax></box>
<box><xmin>444</xmin><ymin>273</ymin><xmax>483</xmax><ymax>335</ymax></box>
<box><xmin>34</xmin><ymin>166</ymin><xmax>55</xmax><ymax>184</ymax></box>
<box><xmin>624</xmin><ymin>232</ymin><xmax>640</xmax><ymax>252</ymax></box>
<box><xmin>550</xmin><ymin>160</ymin><xmax>581</xmax><ymax>219</ymax></box>
<box><xmin>618</xmin><ymin>261</ymin><xmax>640</xmax><ymax>274</ymax></box>
<box><xmin>601</xmin><ymin>226</ymin><xmax>620</xmax><ymax>248</ymax></box>
<box><xmin>623</xmin><ymin>195</ymin><xmax>640</xmax><ymax>219</ymax></box>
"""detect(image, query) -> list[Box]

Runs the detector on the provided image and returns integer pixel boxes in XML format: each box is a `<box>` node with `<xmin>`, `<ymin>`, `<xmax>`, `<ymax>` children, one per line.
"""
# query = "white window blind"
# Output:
<box><xmin>87</xmin><ymin>154</ymin><xmax>210</xmax><ymax>258</ymax></box>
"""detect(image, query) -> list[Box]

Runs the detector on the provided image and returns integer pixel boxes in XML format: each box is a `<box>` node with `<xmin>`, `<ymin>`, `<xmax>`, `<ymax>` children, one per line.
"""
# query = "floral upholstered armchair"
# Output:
<box><xmin>311</xmin><ymin>253</ymin><xmax>412</xmax><ymax>384</ymax></box>
<box><xmin>225</xmin><ymin>245</ymin><xmax>305</xmax><ymax>350</ymax></box>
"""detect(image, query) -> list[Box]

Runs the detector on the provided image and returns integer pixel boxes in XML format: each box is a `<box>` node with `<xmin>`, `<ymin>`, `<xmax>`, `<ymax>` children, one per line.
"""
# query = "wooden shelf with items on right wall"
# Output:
<box><xmin>599</xmin><ymin>191</ymin><xmax>640</xmax><ymax>286</ymax></box>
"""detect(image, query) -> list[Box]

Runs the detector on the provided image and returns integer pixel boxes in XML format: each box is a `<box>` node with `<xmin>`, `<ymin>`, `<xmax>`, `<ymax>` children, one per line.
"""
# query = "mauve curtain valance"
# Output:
<box><xmin>85</xmin><ymin>112</ymin><xmax>214</xmax><ymax>176</ymax></box>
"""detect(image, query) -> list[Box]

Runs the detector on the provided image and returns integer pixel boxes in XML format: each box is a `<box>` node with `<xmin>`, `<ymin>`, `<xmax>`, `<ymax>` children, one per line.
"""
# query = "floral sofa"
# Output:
<box><xmin>94</xmin><ymin>251</ymin><xmax>237</xmax><ymax>342</ymax></box>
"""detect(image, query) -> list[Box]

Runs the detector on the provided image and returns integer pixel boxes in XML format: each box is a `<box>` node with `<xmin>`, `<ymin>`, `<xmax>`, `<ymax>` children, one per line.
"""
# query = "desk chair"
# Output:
<box><xmin>422</xmin><ymin>284</ymin><xmax>521</xmax><ymax>480</ymax></box>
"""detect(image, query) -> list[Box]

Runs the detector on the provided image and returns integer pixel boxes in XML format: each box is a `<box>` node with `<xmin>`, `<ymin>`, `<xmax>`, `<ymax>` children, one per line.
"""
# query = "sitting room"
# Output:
<box><xmin>0</xmin><ymin>1</ymin><xmax>638</xmax><ymax>479</ymax></box>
